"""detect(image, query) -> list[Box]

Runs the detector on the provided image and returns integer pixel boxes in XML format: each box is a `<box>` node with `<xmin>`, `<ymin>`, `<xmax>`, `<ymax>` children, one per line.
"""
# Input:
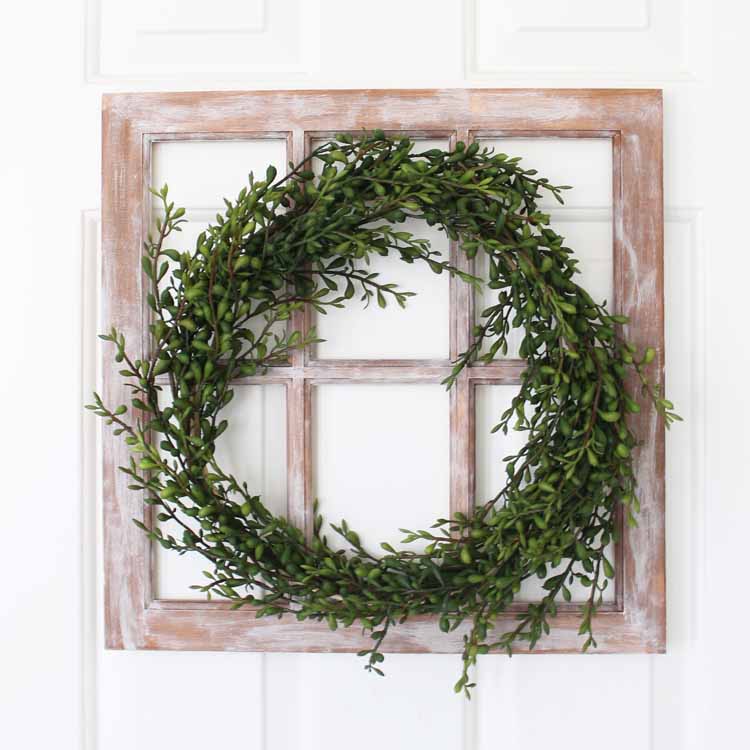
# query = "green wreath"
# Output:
<box><xmin>90</xmin><ymin>132</ymin><xmax>678</xmax><ymax>695</ymax></box>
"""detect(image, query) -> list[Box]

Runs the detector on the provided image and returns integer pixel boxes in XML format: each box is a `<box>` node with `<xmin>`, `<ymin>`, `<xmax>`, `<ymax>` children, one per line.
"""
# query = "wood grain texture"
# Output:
<box><xmin>101</xmin><ymin>89</ymin><xmax>664</xmax><ymax>653</ymax></box>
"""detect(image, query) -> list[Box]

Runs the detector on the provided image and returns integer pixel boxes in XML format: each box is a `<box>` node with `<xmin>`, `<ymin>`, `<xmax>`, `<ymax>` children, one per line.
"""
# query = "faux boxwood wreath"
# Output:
<box><xmin>90</xmin><ymin>133</ymin><xmax>678</xmax><ymax>695</ymax></box>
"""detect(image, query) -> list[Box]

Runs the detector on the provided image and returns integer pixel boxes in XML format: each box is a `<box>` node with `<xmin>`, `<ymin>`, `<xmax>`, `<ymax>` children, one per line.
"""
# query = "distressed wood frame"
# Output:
<box><xmin>102</xmin><ymin>89</ymin><xmax>665</xmax><ymax>653</ymax></box>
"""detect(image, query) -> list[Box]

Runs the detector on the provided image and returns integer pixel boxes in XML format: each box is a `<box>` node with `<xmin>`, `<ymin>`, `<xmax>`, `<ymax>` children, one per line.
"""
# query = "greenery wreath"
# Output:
<box><xmin>90</xmin><ymin>132</ymin><xmax>679</xmax><ymax>695</ymax></box>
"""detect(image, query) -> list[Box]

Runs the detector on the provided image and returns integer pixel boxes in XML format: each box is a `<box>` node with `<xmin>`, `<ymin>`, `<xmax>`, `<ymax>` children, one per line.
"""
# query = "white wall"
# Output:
<box><xmin>1</xmin><ymin>1</ymin><xmax>748</xmax><ymax>748</ymax></box>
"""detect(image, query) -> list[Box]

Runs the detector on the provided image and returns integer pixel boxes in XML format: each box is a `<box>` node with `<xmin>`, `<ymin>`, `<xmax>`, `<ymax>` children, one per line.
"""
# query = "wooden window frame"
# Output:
<box><xmin>102</xmin><ymin>89</ymin><xmax>665</xmax><ymax>653</ymax></box>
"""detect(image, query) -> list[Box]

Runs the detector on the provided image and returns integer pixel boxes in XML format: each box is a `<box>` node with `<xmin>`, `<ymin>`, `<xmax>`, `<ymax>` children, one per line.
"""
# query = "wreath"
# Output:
<box><xmin>91</xmin><ymin>132</ymin><xmax>678</xmax><ymax>695</ymax></box>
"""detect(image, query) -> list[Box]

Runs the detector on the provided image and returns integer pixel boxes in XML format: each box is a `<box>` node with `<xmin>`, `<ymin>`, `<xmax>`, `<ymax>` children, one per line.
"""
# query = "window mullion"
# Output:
<box><xmin>449</xmin><ymin>128</ymin><xmax>476</xmax><ymax>525</ymax></box>
<box><xmin>286</xmin><ymin>129</ymin><xmax>312</xmax><ymax>538</ymax></box>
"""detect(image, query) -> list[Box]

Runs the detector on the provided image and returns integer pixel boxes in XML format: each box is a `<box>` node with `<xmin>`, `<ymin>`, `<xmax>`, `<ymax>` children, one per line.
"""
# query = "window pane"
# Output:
<box><xmin>312</xmin><ymin>138</ymin><xmax>451</xmax><ymax>359</ymax></box>
<box><xmin>475</xmin><ymin>384</ymin><xmax>613</xmax><ymax>603</ymax></box>
<box><xmin>476</xmin><ymin>137</ymin><xmax>612</xmax><ymax>209</ymax></box>
<box><xmin>150</xmin><ymin>138</ymin><xmax>290</xmax><ymax>349</ymax></box>
<box><xmin>474</xmin><ymin>138</ymin><xmax>613</xmax><ymax>358</ymax></box>
<box><xmin>151</xmin><ymin>137</ymin><xmax>288</xmax><ymax>208</ymax></box>
<box><xmin>313</xmin><ymin>383</ymin><xmax>449</xmax><ymax>552</ymax></box>
<box><xmin>475</xmin><ymin>384</ymin><xmax>527</xmax><ymax>506</ymax></box>
<box><xmin>155</xmin><ymin>384</ymin><xmax>287</xmax><ymax>600</ymax></box>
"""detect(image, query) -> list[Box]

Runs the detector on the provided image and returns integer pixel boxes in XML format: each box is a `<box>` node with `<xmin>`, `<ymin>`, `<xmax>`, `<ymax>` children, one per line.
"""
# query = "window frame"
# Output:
<box><xmin>102</xmin><ymin>88</ymin><xmax>665</xmax><ymax>653</ymax></box>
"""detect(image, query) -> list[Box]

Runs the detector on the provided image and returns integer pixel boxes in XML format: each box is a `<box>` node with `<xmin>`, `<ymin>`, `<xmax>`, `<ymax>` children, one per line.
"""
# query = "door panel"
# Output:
<box><xmin>3</xmin><ymin>1</ymin><xmax>738</xmax><ymax>748</ymax></box>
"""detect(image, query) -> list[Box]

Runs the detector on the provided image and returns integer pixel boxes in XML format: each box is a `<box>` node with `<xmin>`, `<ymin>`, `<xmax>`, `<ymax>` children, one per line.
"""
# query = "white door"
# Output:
<box><xmin>1</xmin><ymin>2</ymin><xmax>747</xmax><ymax>749</ymax></box>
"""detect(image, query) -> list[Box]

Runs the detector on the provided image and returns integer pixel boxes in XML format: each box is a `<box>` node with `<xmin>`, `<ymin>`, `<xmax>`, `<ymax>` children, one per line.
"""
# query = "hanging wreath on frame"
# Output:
<box><xmin>90</xmin><ymin>132</ymin><xmax>679</xmax><ymax>695</ymax></box>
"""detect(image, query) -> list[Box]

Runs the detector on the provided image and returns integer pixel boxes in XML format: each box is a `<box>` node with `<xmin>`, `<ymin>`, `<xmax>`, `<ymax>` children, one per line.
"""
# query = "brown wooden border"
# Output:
<box><xmin>102</xmin><ymin>89</ymin><xmax>664</xmax><ymax>653</ymax></box>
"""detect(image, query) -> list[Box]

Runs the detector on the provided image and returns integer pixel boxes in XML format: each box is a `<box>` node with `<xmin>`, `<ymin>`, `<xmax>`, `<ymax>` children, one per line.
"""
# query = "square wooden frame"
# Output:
<box><xmin>102</xmin><ymin>89</ymin><xmax>665</xmax><ymax>653</ymax></box>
